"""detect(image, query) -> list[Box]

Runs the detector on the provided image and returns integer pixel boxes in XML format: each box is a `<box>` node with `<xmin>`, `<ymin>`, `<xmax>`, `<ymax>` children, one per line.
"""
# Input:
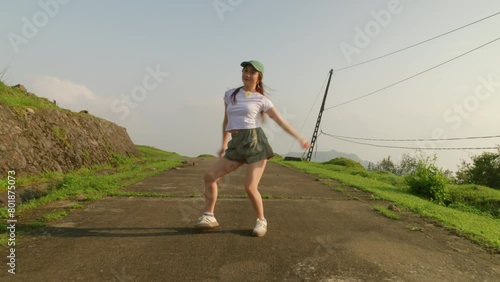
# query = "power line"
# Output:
<box><xmin>286</xmin><ymin>72</ymin><xmax>332</xmax><ymax>155</ymax></box>
<box><xmin>324</xmin><ymin>132</ymin><xmax>500</xmax><ymax>142</ymax></box>
<box><xmin>334</xmin><ymin>11</ymin><xmax>500</xmax><ymax>72</ymax></box>
<box><xmin>322</xmin><ymin>132</ymin><xmax>498</xmax><ymax>150</ymax></box>
<box><xmin>324</xmin><ymin>35</ymin><xmax>500</xmax><ymax>110</ymax></box>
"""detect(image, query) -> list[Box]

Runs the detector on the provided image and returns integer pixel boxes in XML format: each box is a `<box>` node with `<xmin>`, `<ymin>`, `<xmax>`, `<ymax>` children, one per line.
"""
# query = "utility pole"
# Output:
<box><xmin>304</xmin><ymin>69</ymin><xmax>334</xmax><ymax>161</ymax></box>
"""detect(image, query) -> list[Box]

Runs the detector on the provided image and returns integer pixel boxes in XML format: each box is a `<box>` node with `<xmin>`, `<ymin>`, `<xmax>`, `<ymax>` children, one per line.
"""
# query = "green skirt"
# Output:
<box><xmin>224</xmin><ymin>127</ymin><xmax>275</xmax><ymax>164</ymax></box>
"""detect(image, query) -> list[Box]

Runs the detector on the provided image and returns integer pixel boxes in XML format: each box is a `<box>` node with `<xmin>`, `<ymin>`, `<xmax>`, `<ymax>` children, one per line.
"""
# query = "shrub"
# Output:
<box><xmin>404</xmin><ymin>155</ymin><xmax>448</xmax><ymax>205</ymax></box>
<box><xmin>455</xmin><ymin>149</ymin><xmax>500</xmax><ymax>189</ymax></box>
<box><xmin>371</xmin><ymin>153</ymin><xmax>420</xmax><ymax>176</ymax></box>
<box><xmin>375</xmin><ymin>155</ymin><xmax>398</xmax><ymax>174</ymax></box>
<box><xmin>110</xmin><ymin>153</ymin><xmax>127</xmax><ymax>167</ymax></box>
<box><xmin>447</xmin><ymin>184</ymin><xmax>500</xmax><ymax>218</ymax></box>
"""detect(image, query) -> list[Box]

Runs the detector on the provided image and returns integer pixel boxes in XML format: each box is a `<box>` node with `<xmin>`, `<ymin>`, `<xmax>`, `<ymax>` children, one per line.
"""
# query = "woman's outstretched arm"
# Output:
<box><xmin>265</xmin><ymin>107</ymin><xmax>310</xmax><ymax>149</ymax></box>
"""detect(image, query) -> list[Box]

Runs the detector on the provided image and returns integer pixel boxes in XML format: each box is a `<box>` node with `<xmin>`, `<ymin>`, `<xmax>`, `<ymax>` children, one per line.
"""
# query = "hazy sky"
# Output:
<box><xmin>2</xmin><ymin>0</ymin><xmax>500</xmax><ymax>172</ymax></box>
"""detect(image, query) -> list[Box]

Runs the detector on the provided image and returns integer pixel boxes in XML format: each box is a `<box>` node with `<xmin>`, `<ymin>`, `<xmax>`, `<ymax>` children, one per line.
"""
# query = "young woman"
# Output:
<box><xmin>194</xmin><ymin>60</ymin><xmax>310</xmax><ymax>237</ymax></box>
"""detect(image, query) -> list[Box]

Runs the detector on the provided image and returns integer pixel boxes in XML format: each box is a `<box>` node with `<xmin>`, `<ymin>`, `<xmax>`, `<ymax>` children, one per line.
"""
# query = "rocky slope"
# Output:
<box><xmin>0</xmin><ymin>83</ymin><xmax>140</xmax><ymax>177</ymax></box>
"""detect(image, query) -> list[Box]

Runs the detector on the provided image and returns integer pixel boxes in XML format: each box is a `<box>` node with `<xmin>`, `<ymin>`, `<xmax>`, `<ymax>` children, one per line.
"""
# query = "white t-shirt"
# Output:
<box><xmin>223</xmin><ymin>88</ymin><xmax>274</xmax><ymax>131</ymax></box>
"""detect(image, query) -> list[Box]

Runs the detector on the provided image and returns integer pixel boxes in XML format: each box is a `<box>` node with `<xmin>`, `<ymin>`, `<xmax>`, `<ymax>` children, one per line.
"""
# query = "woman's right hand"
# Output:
<box><xmin>218</xmin><ymin>147</ymin><xmax>226</xmax><ymax>157</ymax></box>
<box><xmin>299</xmin><ymin>138</ymin><xmax>310</xmax><ymax>149</ymax></box>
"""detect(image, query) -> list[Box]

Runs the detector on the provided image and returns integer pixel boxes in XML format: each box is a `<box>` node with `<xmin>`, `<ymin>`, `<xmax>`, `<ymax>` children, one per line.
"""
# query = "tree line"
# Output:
<box><xmin>368</xmin><ymin>147</ymin><xmax>500</xmax><ymax>190</ymax></box>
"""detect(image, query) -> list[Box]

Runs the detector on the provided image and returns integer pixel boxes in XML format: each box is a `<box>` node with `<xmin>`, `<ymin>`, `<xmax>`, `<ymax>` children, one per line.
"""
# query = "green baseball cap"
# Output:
<box><xmin>240</xmin><ymin>60</ymin><xmax>265</xmax><ymax>74</ymax></box>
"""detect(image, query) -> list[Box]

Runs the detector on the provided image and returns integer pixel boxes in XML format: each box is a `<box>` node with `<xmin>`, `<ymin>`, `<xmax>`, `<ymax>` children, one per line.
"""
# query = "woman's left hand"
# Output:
<box><xmin>300</xmin><ymin>138</ymin><xmax>310</xmax><ymax>149</ymax></box>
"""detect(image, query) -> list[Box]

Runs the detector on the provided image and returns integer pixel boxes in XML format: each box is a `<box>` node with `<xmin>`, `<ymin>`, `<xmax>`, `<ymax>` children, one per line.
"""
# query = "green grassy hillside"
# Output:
<box><xmin>0</xmin><ymin>81</ymin><xmax>58</xmax><ymax>109</ymax></box>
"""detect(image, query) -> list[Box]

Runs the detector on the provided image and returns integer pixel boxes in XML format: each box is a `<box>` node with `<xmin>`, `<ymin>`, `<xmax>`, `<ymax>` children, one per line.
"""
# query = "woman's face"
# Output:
<box><xmin>242</xmin><ymin>66</ymin><xmax>260</xmax><ymax>87</ymax></box>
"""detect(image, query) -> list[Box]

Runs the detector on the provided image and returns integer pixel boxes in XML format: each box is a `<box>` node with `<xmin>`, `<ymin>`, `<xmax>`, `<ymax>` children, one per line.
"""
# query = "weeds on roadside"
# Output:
<box><xmin>373</xmin><ymin>205</ymin><xmax>401</xmax><ymax>220</ymax></box>
<box><xmin>0</xmin><ymin>145</ymin><xmax>183</xmax><ymax>247</ymax></box>
<box><xmin>276</xmin><ymin>158</ymin><xmax>500</xmax><ymax>249</ymax></box>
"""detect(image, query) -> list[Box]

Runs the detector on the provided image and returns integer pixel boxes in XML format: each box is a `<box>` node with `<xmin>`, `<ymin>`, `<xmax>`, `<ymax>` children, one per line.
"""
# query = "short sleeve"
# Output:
<box><xmin>223</xmin><ymin>89</ymin><xmax>232</xmax><ymax>104</ymax></box>
<box><xmin>261</xmin><ymin>96</ymin><xmax>274</xmax><ymax>112</ymax></box>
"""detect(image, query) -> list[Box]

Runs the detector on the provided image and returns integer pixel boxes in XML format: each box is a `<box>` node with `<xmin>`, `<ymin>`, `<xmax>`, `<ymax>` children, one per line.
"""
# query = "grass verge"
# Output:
<box><xmin>373</xmin><ymin>205</ymin><xmax>401</xmax><ymax>220</ymax></box>
<box><xmin>273</xmin><ymin>158</ymin><xmax>500</xmax><ymax>250</ymax></box>
<box><xmin>0</xmin><ymin>145</ymin><xmax>184</xmax><ymax>246</ymax></box>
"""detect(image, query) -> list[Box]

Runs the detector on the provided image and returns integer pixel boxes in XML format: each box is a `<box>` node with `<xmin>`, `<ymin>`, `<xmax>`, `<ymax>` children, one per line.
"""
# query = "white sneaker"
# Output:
<box><xmin>194</xmin><ymin>214</ymin><xmax>219</xmax><ymax>229</ymax></box>
<box><xmin>252</xmin><ymin>219</ymin><xmax>267</xmax><ymax>237</ymax></box>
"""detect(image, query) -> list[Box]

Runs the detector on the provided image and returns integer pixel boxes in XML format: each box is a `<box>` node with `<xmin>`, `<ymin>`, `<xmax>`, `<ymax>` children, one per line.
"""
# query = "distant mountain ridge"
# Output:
<box><xmin>283</xmin><ymin>150</ymin><xmax>371</xmax><ymax>167</ymax></box>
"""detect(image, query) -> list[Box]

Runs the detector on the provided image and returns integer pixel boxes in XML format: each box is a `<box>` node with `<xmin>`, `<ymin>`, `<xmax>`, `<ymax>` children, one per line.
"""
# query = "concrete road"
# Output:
<box><xmin>2</xmin><ymin>157</ymin><xmax>499</xmax><ymax>281</ymax></box>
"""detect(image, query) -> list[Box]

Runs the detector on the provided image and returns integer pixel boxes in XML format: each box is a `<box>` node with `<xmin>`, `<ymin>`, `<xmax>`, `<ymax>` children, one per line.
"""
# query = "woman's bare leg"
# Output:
<box><xmin>244</xmin><ymin>159</ymin><xmax>268</xmax><ymax>220</ymax></box>
<box><xmin>203</xmin><ymin>157</ymin><xmax>243</xmax><ymax>213</ymax></box>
